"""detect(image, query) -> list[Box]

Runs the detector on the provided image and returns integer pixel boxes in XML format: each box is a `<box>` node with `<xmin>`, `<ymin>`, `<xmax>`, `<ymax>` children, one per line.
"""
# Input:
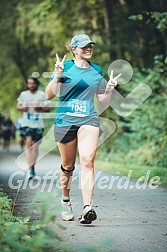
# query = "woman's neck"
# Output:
<box><xmin>74</xmin><ymin>59</ymin><xmax>89</xmax><ymax>68</ymax></box>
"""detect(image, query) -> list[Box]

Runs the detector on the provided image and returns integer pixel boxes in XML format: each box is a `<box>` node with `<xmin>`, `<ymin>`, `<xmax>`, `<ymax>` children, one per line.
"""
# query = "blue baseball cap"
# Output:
<box><xmin>70</xmin><ymin>34</ymin><xmax>96</xmax><ymax>48</ymax></box>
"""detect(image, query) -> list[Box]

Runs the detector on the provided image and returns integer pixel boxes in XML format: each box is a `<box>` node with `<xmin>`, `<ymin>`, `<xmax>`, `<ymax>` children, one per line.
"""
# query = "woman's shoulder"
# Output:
<box><xmin>89</xmin><ymin>62</ymin><xmax>103</xmax><ymax>75</ymax></box>
<box><xmin>64</xmin><ymin>59</ymin><xmax>75</xmax><ymax>72</ymax></box>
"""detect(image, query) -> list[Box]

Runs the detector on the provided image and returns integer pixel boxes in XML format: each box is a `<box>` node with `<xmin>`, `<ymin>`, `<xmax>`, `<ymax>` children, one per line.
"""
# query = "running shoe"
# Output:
<box><xmin>80</xmin><ymin>205</ymin><xmax>97</xmax><ymax>224</ymax></box>
<box><xmin>29</xmin><ymin>169</ymin><xmax>35</xmax><ymax>180</ymax></box>
<box><xmin>61</xmin><ymin>199</ymin><xmax>74</xmax><ymax>221</ymax></box>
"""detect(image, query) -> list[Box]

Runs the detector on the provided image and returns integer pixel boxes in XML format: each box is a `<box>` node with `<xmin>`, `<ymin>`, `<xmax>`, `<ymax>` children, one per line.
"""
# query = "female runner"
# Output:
<box><xmin>45</xmin><ymin>34</ymin><xmax>117</xmax><ymax>224</ymax></box>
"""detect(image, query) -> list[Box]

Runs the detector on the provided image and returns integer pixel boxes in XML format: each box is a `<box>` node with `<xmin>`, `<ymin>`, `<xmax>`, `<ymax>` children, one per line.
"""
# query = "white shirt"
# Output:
<box><xmin>17</xmin><ymin>90</ymin><xmax>48</xmax><ymax>128</ymax></box>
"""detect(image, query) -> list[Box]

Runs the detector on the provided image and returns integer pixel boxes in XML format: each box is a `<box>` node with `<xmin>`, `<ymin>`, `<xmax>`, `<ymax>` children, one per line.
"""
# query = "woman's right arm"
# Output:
<box><xmin>45</xmin><ymin>53</ymin><xmax>66</xmax><ymax>100</ymax></box>
<box><xmin>45</xmin><ymin>77</ymin><xmax>61</xmax><ymax>100</ymax></box>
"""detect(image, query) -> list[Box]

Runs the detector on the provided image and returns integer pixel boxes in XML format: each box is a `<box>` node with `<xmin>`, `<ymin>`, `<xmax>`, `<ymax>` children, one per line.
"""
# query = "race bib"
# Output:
<box><xmin>27</xmin><ymin>112</ymin><xmax>39</xmax><ymax>120</ymax></box>
<box><xmin>66</xmin><ymin>99</ymin><xmax>90</xmax><ymax>117</ymax></box>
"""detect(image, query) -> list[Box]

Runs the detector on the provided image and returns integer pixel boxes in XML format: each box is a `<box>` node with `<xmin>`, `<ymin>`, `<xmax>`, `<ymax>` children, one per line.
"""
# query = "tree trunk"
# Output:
<box><xmin>12</xmin><ymin>40</ymin><xmax>27</xmax><ymax>83</ymax></box>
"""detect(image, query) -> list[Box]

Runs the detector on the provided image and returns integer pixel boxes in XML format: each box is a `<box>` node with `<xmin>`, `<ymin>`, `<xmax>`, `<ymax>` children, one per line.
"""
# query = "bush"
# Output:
<box><xmin>0</xmin><ymin>189</ymin><xmax>65</xmax><ymax>252</ymax></box>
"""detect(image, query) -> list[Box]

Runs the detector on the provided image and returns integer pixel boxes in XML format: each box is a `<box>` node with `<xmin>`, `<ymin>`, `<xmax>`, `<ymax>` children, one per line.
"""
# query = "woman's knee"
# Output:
<box><xmin>62</xmin><ymin>163</ymin><xmax>75</xmax><ymax>171</ymax></box>
<box><xmin>80</xmin><ymin>156</ymin><xmax>94</xmax><ymax>169</ymax></box>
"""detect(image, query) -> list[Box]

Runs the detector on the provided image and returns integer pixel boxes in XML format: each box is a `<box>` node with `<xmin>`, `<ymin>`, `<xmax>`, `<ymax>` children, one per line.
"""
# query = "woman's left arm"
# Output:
<box><xmin>96</xmin><ymin>76</ymin><xmax>117</xmax><ymax>106</ymax></box>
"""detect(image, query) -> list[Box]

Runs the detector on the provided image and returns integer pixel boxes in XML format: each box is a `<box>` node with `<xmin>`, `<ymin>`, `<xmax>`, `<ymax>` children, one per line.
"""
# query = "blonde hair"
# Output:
<box><xmin>66</xmin><ymin>44</ymin><xmax>75</xmax><ymax>57</ymax></box>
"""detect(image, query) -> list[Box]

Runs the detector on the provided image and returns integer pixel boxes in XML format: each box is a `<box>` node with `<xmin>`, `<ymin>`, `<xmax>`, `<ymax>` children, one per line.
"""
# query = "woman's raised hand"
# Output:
<box><xmin>55</xmin><ymin>53</ymin><xmax>66</xmax><ymax>78</ymax></box>
<box><xmin>105</xmin><ymin>70</ymin><xmax>121</xmax><ymax>93</ymax></box>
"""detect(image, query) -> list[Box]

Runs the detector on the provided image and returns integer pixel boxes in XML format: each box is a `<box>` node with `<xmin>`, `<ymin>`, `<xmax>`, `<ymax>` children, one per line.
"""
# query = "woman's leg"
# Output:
<box><xmin>58</xmin><ymin>138</ymin><xmax>77</xmax><ymax>198</ymax></box>
<box><xmin>77</xmin><ymin>125</ymin><xmax>99</xmax><ymax>206</ymax></box>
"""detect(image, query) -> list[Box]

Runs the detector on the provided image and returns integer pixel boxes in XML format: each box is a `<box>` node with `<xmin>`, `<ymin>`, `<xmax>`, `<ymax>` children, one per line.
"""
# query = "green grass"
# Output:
<box><xmin>95</xmin><ymin>152</ymin><xmax>167</xmax><ymax>186</ymax></box>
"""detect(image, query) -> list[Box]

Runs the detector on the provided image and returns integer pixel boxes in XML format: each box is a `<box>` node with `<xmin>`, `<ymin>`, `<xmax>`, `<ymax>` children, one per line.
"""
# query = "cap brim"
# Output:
<box><xmin>78</xmin><ymin>40</ymin><xmax>96</xmax><ymax>48</ymax></box>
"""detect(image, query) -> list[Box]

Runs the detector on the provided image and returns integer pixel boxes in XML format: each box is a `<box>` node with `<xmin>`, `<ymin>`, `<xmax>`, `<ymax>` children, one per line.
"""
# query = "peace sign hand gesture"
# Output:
<box><xmin>55</xmin><ymin>53</ymin><xmax>66</xmax><ymax>78</ymax></box>
<box><xmin>105</xmin><ymin>70</ymin><xmax>122</xmax><ymax>93</ymax></box>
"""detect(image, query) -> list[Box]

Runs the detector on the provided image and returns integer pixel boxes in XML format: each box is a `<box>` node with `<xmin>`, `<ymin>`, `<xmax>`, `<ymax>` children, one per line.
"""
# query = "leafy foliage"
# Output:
<box><xmin>129</xmin><ymin>11</ymin><xmax>167</xmax><ymax>32</ymax></box>
<box><xmin>0</xmin><ymin>189</ymin><xmax>65</xmax><ymax>252</ymax></box>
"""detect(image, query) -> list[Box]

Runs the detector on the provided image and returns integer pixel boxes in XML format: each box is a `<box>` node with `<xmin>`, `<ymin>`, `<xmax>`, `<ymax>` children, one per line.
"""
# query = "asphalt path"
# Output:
<box><xmin>0</xmin><ymin>144</ymin><xmax>167</xmax><ymax>252</ymax></box>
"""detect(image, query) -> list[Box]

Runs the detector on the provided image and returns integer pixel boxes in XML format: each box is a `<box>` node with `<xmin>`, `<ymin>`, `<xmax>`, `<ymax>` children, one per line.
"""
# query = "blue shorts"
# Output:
<box><xmin>22</xmin><ymin>127</ymin><xmax>44</xmax><ymax>143</ymax></box>
<box><xmin>19</xmin><ymin>128</ymin><xmax>25</xmax><ymax>137</ymax></box>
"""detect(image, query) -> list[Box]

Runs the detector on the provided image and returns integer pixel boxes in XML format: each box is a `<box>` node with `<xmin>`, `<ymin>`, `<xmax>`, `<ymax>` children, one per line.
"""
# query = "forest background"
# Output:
<box><xmin>0</xmin><ymin>0</ymin><xmax>166</xmax><ymax>184</ymax></box>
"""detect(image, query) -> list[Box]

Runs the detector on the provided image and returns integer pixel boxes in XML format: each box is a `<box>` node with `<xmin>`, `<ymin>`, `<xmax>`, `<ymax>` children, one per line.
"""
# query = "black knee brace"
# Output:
<box><xmin>61</xmin><ymin>165</ymin><xmax>75</xmax><ymax>174</ymax></box>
